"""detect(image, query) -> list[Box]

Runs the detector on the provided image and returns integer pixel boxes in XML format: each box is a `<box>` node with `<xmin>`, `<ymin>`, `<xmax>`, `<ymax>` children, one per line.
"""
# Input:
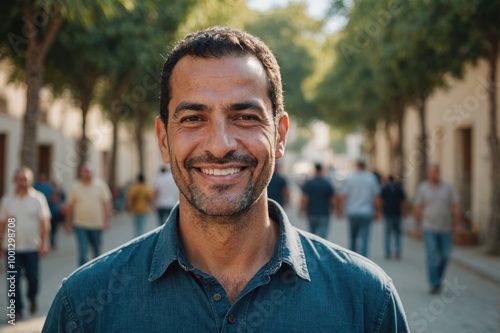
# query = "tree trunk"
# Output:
<box><xmin>395</xmin><ymin>105</ymin><xmax>405</xmax><ymax>183</ymax></box>
<box><xmin>76</xmin><ymin>69</ymin><xmax>99</xmax><ymax>173</ymax></box>
<box><xmin>108</xmin><ymin>70</ymin><xmax>137</xmax><ymax>190</ymax></box>
<box><xmin>20</xmin><ymin>5</ymin><xmax>62</xmax><ymax>172</ymax></box>
<box><xmin>134</xmin><ymin>102</ymin><xmax>147</xmax><ymax>175</ymax></box>
<box><xmin>417</xmin><ymin>95</ymin><xmax>428</xmax><ymax>184</ymax></box>
<box><xmin>485</xmin><ymin>35</ymin><xmax>500</xmax><ymax>255</ymax></box>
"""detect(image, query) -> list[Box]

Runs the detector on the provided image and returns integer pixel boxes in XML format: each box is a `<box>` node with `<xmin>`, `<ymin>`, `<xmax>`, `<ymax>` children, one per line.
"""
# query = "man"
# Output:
<box><xmin>43</xmin><ymin>27</ymin><xmax>408</xmax><ymax>332</ymax></box>
<box><xmin>153</xmin><ymin>165</ymin><xmax>179</xmax><ymax>225</ymax></box>
<box><xmin>299</xmin><ymin>163</ymin><xmax>335</xmax><ymax>239</ymax></box>
<box><xmin>338</xmin><ymin>160</ymin><xmax>381</xmax><ymax>257</ymax></box>
<box><xmin>126</xmin><ymin>173</ymin><xmax>153</xmax><ymax>237</ymax></box>
<box><xmin>64</xmin><ymin>163</ymin><xmax>112</xmax><ymax>266</ymax></box>
<box><xmin>380</xmin><ymin>175</ymin><xmax>407</xmax><ymax>259</ymax></box>
<box><xmin>266</xmin><ymin>163</ymin><xmax>289</xmax><ymax>207</ymax></box>
<box><xmin>414</xmin><ymin>164</ymin><xmax>459</xmax><ymax>294</ymax></box>
<box><xmin>0</xmin><ymin>167</ymin><xmax>50</xmax><ymax>320</ymax></box>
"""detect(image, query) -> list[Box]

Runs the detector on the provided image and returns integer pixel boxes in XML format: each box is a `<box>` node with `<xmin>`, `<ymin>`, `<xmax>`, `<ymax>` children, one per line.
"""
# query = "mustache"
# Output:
<box><xmin>185</xmin><ymin>152</ymin><xmax>257</xmax><ymax>168</ymax></box>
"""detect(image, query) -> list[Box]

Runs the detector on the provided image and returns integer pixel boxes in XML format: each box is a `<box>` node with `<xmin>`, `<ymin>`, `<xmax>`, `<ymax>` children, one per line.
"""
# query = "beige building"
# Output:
<box><xmin>0</xmin><ymin>61</ymin><xmax>162</xmax><ymax>199</ymax></box>
<box><xmin>372</xmin><ymin>57</ymin><xmax>500</xmax><ymax>242</ymax></box>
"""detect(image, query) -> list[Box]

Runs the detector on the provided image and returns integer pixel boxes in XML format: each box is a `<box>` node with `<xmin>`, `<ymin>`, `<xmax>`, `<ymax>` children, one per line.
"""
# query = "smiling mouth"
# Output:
<box><xmin>200</xmin><ymin>168</ymin><xmax>242</xmax><ymax>176</ymax></box>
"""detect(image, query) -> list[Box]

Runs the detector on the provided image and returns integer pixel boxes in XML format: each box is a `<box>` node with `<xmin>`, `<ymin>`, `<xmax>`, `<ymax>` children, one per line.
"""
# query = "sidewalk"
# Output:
<box><xmin>401</xmin><ymin>218</ymin><xmax>500</xmax><ymax>285</ymax></box>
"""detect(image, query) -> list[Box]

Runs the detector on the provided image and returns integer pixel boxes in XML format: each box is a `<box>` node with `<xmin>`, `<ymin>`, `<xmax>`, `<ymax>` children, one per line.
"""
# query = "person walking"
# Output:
<box><xmin>43</xmin><ymin>26</ymin><xmax>408</xmax><ymax>332</ymax></box>
<box><xmin>0</xmin><ymin>167</ymin><xmax>51</xmax><ymax>320</ymax></box>
<box><xmin>126</xmin><ymin>173</ymin><xmax>153</xmax><ymax>237</ymax></box>
<box><xmin>299</xmin><ymin>163</ymin><xmax>336</xmax><ymax>239</ymax></box>
<box><xmin>414</xmin><ymin>164</ymin><xmax>459</xmax><ymax>294</ymax></box>
<box><xmin>267</xmin><ymin>163</ymin><xmax>290</xmax><ymax>207</ymax></box>
<box><xmin>64</xmin><ymin>163</ymin><xmax>112</xmax><ymax>266</ymax></box>
<box><xmin>338</xmin><ymin>160</ymin><xmax>381</xmax><ymax>257</ymax></box>
<box><xmin>34</xmin><ymin>173</ymin><xmax>60</xmax><ymax>249</ymax></box>
<box><xmin>153</xmin><ymin>165</ymin><xmax>179</xmax><ymax>225</ymax></box>
<box><xmin>380</xmin><ymin>175</ymin><xmax>407</xmax><ymax>259</ymax></box>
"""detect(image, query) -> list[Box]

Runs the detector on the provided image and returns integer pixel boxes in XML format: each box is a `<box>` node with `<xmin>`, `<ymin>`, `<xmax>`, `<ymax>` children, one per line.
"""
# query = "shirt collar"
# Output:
<box><xmin>148</xmin><ymin>200</ymin><xmax>310</xmax><ymax>282</ymax></box>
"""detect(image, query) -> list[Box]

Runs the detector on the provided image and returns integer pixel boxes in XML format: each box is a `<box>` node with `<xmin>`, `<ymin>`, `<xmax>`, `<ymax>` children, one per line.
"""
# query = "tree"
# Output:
<box><xmin>244</xmin><ymin>3</ymin><xmax>323</xmax><ymax>123</ymax></box>
<box><xmin>0</xmin><ymin>0</ymin><xmax>124</xmax><ymax>172</ymax></box>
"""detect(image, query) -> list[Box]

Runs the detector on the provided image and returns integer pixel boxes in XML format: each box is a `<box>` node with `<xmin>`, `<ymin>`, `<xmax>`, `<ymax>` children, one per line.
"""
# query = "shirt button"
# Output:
<box><xmin>212</xmin><ymin>293</ymin><xmax>222</xmax><ymax>301</ymax></box>
<box><xmin>228</xmin><ymin>314</ymin><xmax>237</xmax><ymax>324</ymax></box>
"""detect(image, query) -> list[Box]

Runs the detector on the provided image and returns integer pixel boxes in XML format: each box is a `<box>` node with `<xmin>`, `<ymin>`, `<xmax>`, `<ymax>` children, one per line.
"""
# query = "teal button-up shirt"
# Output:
<box><xmin>43</xmin><ymin>201</ymin><xmax>408</xmax><ymax>332</ymax></box>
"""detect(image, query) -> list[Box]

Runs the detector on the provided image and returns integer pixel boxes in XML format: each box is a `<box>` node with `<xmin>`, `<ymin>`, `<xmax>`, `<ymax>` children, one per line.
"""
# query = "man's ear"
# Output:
<box><xmin>275</xmin><ymin>113</ymin><xmax>289</xmax><ymax>159</ymax></box>
<box><xmin>155</xmin><ymin>117</ymin><xmax>170</xmax><ymax>163</ymax></box>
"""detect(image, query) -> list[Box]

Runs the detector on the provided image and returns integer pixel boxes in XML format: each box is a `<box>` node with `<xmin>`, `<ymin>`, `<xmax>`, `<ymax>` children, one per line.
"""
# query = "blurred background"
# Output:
<box><xmin>0</xmin><ymin>0</ymin><xmax>499</xmax><ymax>331</ymax></box>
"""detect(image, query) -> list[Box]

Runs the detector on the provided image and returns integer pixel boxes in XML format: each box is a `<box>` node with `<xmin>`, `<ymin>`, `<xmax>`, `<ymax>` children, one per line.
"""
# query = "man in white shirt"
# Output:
<box><xmin>153</xmin><ymin>165</ymin><xmax>179</xmax><ymax>225</ymax></box>
<box><xmin>65</xmin><ymin>163</ymin><xmax>112</xmax><ymax>266</ymax></box>
<box><xmin>0</xmin><ymin>167</ymin><xmax>51</xmax><ymax>320</ymax></box>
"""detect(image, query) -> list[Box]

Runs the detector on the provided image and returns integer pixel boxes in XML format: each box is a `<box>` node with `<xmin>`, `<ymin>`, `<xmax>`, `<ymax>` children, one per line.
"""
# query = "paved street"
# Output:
<box><xmin>1</xmin><ymin>194</ymin><xmax>499</xmax><ymax>332</ymax></box>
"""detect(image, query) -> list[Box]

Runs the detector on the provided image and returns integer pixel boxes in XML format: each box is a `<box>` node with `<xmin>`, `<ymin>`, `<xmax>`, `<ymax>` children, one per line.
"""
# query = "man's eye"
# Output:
<box><xmin>181</xmin><ymin>116</ymin><xmax>201</xmax><ymax>122</ymax></box>
<box><xmin>237</xmin><ymin>115</ymin><xmax>258</xmax><ymax>121</ymax></box>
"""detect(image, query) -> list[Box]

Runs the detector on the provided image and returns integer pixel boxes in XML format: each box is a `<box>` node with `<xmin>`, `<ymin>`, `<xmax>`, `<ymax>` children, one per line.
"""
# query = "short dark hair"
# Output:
<box><xmin>356</xmin><ymin>159</ymin><xmax>366</xmax><ymax>170</ymax></box>
<box><xmin>137</xmin><ymin>174</ymin><xmax>145</xmax><ymax>183</ymax></box>
<box><xmin>314</xmin><ymin>163</ymin><xmax>322</xmax><ymax>173</ymax></box>
<box><xmin>160</xmin><ymin>26</ymin><xmax>284</xmax><ymax>126</ymax></box>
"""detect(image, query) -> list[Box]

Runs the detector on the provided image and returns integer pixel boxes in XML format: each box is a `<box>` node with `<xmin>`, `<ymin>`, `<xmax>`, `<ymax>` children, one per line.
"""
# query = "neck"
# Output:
<box><xmin>430</xmin><ymin>179</ymin><xmax>440</xmax><ymax>187</ymax></box>
<box><xmin>16</xmin><ymin>188</ymin><xmax>29</xmax><ymax>196</ymax></box>
<box><xmin>178</xmin><ymin>197</ymin><xmax>278</xmax><ymax>301</ymax></box>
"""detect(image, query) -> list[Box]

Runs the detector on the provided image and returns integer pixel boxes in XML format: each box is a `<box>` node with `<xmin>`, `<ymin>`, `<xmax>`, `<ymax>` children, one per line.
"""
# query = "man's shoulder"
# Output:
<box><xmin>296</xmin><ymin>229</ymin><xmax>391</xmax><ymax>285</ymax></box>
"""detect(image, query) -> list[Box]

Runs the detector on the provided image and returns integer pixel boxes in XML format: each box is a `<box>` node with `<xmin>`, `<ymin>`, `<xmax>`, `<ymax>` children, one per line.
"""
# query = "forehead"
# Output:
<box><xmin>15</xmin><ymin>171</ymin><xmax>28</xmax><ymax>179</ymax></box>
<box><xmin>170</xmin><ymin>55</ymin><xmax>269</xmax><ymax>97</ymax></box>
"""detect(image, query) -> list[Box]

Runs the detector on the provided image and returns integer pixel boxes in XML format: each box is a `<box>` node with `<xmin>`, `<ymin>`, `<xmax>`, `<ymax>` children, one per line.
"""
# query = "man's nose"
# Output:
<box><xmin>204</xmin><ymin>119</ymin><xmax>237</xmax><ymax>158</ymax></box>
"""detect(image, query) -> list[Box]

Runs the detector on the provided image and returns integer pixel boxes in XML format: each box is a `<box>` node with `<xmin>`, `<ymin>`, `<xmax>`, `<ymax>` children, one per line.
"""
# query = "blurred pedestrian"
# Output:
<box><xmin>338</xmin><ymin>160</ymin><xmax>381</xmax><ymax>257</ymax></box>
<box><xmin>380</xmin><ymin>175</ymin><xmax>407</xmax><ymax>259</ymax></box>
<box><xmin>43</xmin><ymin>26</ymin><xmax>408</xmax><ymax>332</ymax></box>
<box><xmin>153</xmin><ymin>165</ymin><xmax>179</xmax><ymax>225</ymax></box>
<box><xmin>65</xmin><ymin>163</ymin><xmax>112</xmax><ymax>266</ymax></box>
<box><xmin>48</xmin><ymin>180</ymin><xmax>66</xmax><ymax>250</ymax></box>
<box><xmin>34</xmin><ymin>173</ymin><xmax>58</xmax><ymax>249</ymax></box>
<box><xmin>0</xmin><ymin>167</ymin><xmax>51</xmax><ymax>320</ymax></box>
<box><xmin>299</xmin><ymin>163</ymin><xmax>336</xmax><ymax>239</ymax></box>
<box><xmin>414</xmin><ymin>164</ymin><xmax>459</xmax><ymax>294</ymax></box>
<box><xmin>267</xmin><ymin>163</ymin><xmax>290</xmax><ymax>207</ymax></box>
<box><xmin>126</xmin><ymin>173</ymin><xmax>153</xmax><ymax>237</ymax></box>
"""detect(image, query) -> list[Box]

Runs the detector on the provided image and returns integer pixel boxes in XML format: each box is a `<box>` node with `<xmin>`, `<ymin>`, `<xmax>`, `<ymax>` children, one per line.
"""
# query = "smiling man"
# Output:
<box><xmin>43</xmin><ymin>26</ymin><xmax>409</xmax><ymax>332</ymax></box>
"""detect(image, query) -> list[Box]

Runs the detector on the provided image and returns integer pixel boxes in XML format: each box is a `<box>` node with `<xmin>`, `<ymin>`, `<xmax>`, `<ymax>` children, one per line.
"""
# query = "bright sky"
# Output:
<box><xmin>247</xmin><ymin>0</ymin><xmax>345</xmax><ymax>32</ymax></box>
<box><xmin>247</xmin><ymin>0</ymin><xmax>330</xmax><ymax>19</ymax></box>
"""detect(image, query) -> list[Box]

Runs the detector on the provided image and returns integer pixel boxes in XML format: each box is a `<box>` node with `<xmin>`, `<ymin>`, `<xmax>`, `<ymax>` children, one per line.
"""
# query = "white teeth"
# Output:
<box><xmin>201</xmin><ymin>168</ymin><xmax>241</xmax><ymax>176</ymax></box>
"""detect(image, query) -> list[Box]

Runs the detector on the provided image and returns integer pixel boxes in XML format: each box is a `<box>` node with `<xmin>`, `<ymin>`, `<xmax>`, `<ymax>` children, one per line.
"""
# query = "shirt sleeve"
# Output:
<box><xmin>376</xmin><ymin>280</ymin><xmax>410</xmax><ymax>333</ymax></box>
<box><xmin>42</xmin><ymin>282</ymin><xmax>79</xmax><ymax>333</ymax></box>
<box><xmin>37</xmin><ymin>191</ymin><xmax>52</xmax><ymax>220</ymax></box>
<box><xmin>67</xmin><ymin>184</ymin><xmax>76</xmax><ymax>205</ymax></box>
<box><xmin>99</xmin><ymin>180</ymin><xmax>112</xmax><ymax>202</ymax></box>
<box><xmin>414</xmin><ymin>183</ymin><xmax>424</xmax><ymax>206</ymax></box>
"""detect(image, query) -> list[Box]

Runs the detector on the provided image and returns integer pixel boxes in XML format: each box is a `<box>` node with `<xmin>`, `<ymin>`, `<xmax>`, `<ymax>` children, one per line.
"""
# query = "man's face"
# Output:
<box><xmin>156</xmin><ymin>55</ymin><xmax>288</xmax><ymax>216</ymax></box>
<box><xmin>14</xmin><ymin>170</ymin><xmax>30</xmax><ymax>191</ymax></box>
<box><xmin>428</xmin><ymin>166</ymin><xmax>440</xmax><ymax>183</ymax></box>
<box><xmin>80</xmin><ymin>166</ymin><xmax>92</xmax><ymax>182</ymax></box>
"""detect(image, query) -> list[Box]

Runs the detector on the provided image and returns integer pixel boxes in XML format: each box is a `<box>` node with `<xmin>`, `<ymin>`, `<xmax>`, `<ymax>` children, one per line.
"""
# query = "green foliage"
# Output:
<box><xmin>314</xmin><ymin>0</ymin><xmax>494</xmax><ymax>132</ymax></box>
<box><xmin>245</xmin><ymin>3</ymin><xmax>323</xmax><ymax>123</ymax></box>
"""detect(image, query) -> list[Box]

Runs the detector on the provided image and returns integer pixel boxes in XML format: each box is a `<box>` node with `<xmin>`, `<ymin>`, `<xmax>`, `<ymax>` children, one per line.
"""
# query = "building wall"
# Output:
<box><xmin>373</xmin><ymin>56</ymin><xmax>500</xmax><ymax>241</ymax></box>
<box><xmin>0</xmin><ymin>61</ymin><xmax>162</xmax><ymax>197</ymax></box>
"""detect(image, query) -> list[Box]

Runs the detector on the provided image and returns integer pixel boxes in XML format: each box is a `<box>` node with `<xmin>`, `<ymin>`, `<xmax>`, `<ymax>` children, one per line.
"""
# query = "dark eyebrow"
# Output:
<box><xmin>173</xmin><ymin>102</ymin><xmax>208</xmax><ymax>114</ymax></box>
<box><xmin>230</xmin><ymin>101</ymin><xmax>266</xmax><ymax>115</ymax></box>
